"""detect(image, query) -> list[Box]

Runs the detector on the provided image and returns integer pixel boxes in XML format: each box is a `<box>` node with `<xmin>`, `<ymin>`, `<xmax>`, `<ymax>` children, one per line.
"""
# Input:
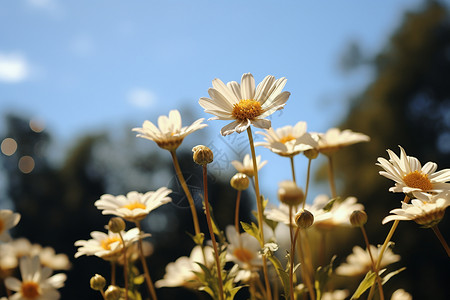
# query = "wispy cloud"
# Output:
<box><xmin>26</xmin><ymin>0</ymin><xmax>64</xmax><ymax>17</ymax></box>
<box><xmin>0</xmin><ymin>52</ymin><xmax>30</xmax><ymax>83</ymax></box>
<box><xmin>127</xmin><ymin>88</ymin><xmax>157</xmax><ymax>108</ymax></box>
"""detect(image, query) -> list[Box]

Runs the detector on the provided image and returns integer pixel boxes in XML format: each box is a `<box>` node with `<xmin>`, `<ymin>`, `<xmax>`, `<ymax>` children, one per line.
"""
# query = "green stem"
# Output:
<box><xmin>235</xmin><ymin>190</ymin><xmax>242</xmax><ymax>234</ymax></box>
<box><xmin>111</xmin><ymin>261</ymin><xmax>116</xmax><ymax>286</ymax></box>
<box><xmin>360</xmin><ymin>226</ymin><xmax>384</xmax><ymax>300</ymax></box>
<box><xmin>431</xmin><ymin>225</ymin><xmax>450</xmax><ymax>257</ymax></box>
<box><xmin>247</xmin><ymin>127</ymin><xmax>273</xmax><ymax>300</ymax></box>
<box><xmin>135</xmin><ymin>222</ymin><xmax>158</xmax><ymax>300</ymax></box>
<box><xmin>202</xmin><ymin>165</ymin><xmax>225</xmax><ymax>300</ymax></box>
<box><xmin>326</xmin><ymin>155</ymin><xmax>337</xmax><ymax>198</ymax></box>
<box><xmin>170</xmin><ymin>150</ymin><xmax>201</xmax><ymax>236</ymax></box>
<box><xmin>303</xmin><ymin>159</ymin><xmax>312</xmax><ymax>209</ymax></box>
<box><xmin>118</xmin><ymin>232</ymin><xmax>129</xmax><ymax>300</ymax></box>
<box><xmin>290</xmin><ymin>156</ymin><xmax>296</xmax><ymax>183</ymax></box>
<box><xmin>289</xmin><ymin>206</ymin><xmax>295</xmax><ymax>300</ymax></box>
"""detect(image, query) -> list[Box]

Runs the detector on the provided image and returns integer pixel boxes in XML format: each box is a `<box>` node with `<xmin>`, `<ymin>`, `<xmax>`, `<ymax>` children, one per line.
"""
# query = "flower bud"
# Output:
<box><xmin>295</xmin><ymin>209</ymin><xmax>314</xmax><ymax>229</ymax></box>
<box><xmin>90</xmin><ymin>274</ymin><xmax>106</xmax><ymax>291</ymax></box>
<box><xmin>277</xmin><ymin>181</ymin><xmax>304</xmax><ymax>207</ymax></box>
<box><xmin>350</xmin><ymin>210</ymin><xmax>368</xmax><ymax>227</ymax></box>
<box><xmin>108</xmin><ymin>217</ymin><xmax>126</xmax><ymax>233</ymax></box>
<box><xmin>105</xmin><ymin>285</ymin><xmax>121</xmax><ymax>300</ymax></box>
<box><xmin>192</xmin><ymin>145</ymin><xmax>214</xmax><ymax>165</ymax></box>
<box><xmin>230</xmin><ymin>173</ymin><xmax>250</xmax><ymax>191</ymax></box>
<box><xmin>303</xmin><ymin>148</ymin><xmax>319</xmax><ymax>160</ymax></box>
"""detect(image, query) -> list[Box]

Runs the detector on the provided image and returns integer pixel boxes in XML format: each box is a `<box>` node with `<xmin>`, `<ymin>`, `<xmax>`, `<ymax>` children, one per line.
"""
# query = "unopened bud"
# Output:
<box><xmin>105</xmin><ymin>285</ymin><xmax>121</xmax><ymax>300</ymax></box>
<box><xmin>295</xmin><ymin>209</ymin><xmax>314</xmax><ymax>229</ymax></box>
<box><xmin>90</xmin><ymin>274</ymin><xmax>106</xmax><ymax>291</ymax></box>
<box><xmin>230</xmin><ymin>173</ymin><xmax>250</xmax><ymax>191</ymax></box>
<box><xmin>303</xmin><ymin>148</ymin><xmax>319</xmax><ymax>160</ymax></box>
<box><xmin>350</xmin><ymin>210</ymin><xmax>368</xmax><ymax>227</ymax></box>
<box><xmin>108</xmin><ymin>217</ymin><xmax>126</xmax><ymax>233</ymax></box>
<box><xmin>278</xmin><ymin>181</ymin><xmax>304</xmax><ymax>207</ymax></box>
<box><xmin>192</xmin><ymin>145</ymin><xmax>214</xmax><ymax>165</ymax></box>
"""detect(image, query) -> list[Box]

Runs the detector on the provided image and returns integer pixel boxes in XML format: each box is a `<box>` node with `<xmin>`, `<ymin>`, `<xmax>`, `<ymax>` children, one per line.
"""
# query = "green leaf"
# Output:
<box><xmin>133</xmin><ymin>274</ymin><xmax>145</xmax><ymax>285</ymax></box>
<box><xmin>322</xmin><ymin>197</ymin><xmax>339</xmax><ymax>212</ymax></box>
<box><xmin>350</xmin><ymin>270</ymin><xmax>377</xmax><ymax>299</ymax></box>
<box><xmin>382</xmin><ymin>267</ymin><xmax>406</xmax><ymax>285</ymax></box>
<box><xmin>240</xmin><ymin>221</ymin><xmax>261</xmax><ymax>243</ymax></box>
<box><xmin>315</xmin><ymin>256</ymin><xmax>336</xmax><ymax>300</ymax></box>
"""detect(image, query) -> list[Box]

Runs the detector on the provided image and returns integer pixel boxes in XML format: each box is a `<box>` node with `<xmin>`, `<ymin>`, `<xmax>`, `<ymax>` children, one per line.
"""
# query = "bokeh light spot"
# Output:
<box><xmin>1</xmin><ymin>138</ymin><xmax>18</xmax><ymax>156</ymax></box>
<box><xmin>29</xmin><ymin>119</ymin><xmax>45</xmax><ymax>133</ymax></box>
<box><xmin>18</xmin><ymin>156</ymin><xmax>35</xmax><ymax>174</ymax></box>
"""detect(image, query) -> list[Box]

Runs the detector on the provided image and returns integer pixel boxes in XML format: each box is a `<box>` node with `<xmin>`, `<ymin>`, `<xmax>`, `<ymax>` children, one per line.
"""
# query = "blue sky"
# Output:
<box><xmin>0</xmin><ymin>0</ymin><xmax>426</xmax><ymax>202</ymax></box>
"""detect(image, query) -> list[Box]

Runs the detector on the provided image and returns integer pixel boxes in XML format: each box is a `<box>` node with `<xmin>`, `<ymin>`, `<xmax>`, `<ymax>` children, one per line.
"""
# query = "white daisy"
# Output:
<box><xmin>321</xmin><ymin>290</ymin><xmax>350</xmax><ymax>300</ymax></box>
<box><xmin>225</xmin><ymin>226</ymin><xmax>262</xmax><ymax>269</ymax></box>
<box><xmin>314</xmin><ymin>128</ymin><xmax>370</xmax><ymax>156</ymax></box>
<box><xmin>155</xmin><ymin>245</ymin><xmax>214</xmax><ymax>289</ymax></box>
<box><xmin>231</xmin><ymin>154</ymin><xmax>267</xmax><ymax>177</ymax></box>
<box><xmin>0</xmin><ymin>209</ymin><xmax>21</xmax><ymax>242</ymax></box>
<box><xmin>74</xmin><ymin>228</ymin><xmax>142</xmax><ymax>261</ymax></box>
<box><xmin>265</xmin><ymin>195</ymin><xmax>364</xmax><ymax>230</ymax></box>
<box><xmin>255</xmin><ymin>121</ymin><xmax>317</xmax><ymax>157</ymax></box>
<box><xmin>391</xmin><ymin>289</ymin><xmax>412</xmax><ymax>300</ymax></box>
<box><xmin>31</xmin><ymin>246</ymin><xmax>71</xmax><ymax>271</ymax></box>
<box><xmin>335</xmin><ymin>245</ymin><xmax>401</xmax><ymax>276</ymax></box>
<box><xmin>377</xmin><ymin>146</ymin><xmax>450</xmax><ymax>194</ymax></box>
<box><xmin>199</xmin><ymin>73</ymin><xmax>290</xmax><ymax>136</ymax></box>
<box><xmin>132</xmin><ymin>109</ymin><xmax>207</xmax><ymax>151</ymax></box>
<box><xmin>0</xmin><ymin>243</ymin><xmax>19</xmax><ymax>277</ymax></box>
<box><xmin>5</xmin><ymin>255</ymin><xmax>66</xmax><ymax>300</ymax></box>
<box><xmin>382</xmin><ymin>191</ymin><xmax>450</xmax><ymax>227</ymax></box>
<box><xmin>95</xmin><ymin>187</ymin><xmax>172</xmax><ymax>222</ymax></box>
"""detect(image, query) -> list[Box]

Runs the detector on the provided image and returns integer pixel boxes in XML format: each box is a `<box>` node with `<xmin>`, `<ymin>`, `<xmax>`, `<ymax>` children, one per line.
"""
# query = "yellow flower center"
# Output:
<box><xmin>279</xmin><ymin>134</ymin><xmax>296</xmax><ymax>144</ymax></box>
<box><xmin>123</xmin><ymin>202</ymin><xmax>146</xmax><ymax>210</ymax></box>
<box><xmin>232</xmin><ymin>99</ymin><xmax>263</xmax><ymax>121</ymax></box>
<box><xmin>403</xmin><ymin>171</ymin><xmax>433</xmax><ymax>190</ymax></box>
<box><xmin>233</xmin><ymin>248</ymin><xmax>254</xmax><ymax>263</ymax></box>
<box><xmin>21</xmin><ymin>281</ymin><xmax>40</xmax><ymax>299</ymax></box>
<box><xmin>101</xmin><ymin>237</ymin><xmax>121</xmax><ymax>250</ymax></box>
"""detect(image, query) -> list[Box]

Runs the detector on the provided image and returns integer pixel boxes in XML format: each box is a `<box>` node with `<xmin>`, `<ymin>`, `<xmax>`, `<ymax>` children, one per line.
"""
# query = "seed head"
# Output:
<box><xmin>192</xmin><ymin>145</ymin><xmax>214</xmax><ymax>165</ymax></box>
<box><xmin>295</xmin><ymin>209</ymin><xmax>314</xmax><ymax>229</ymax></box>
<box><xmin>278</xmin><ymin>180</ymin><xmax>304</xmax><ymax>207</ymax></box>
<box><xmin>230</xmin><ymin>173</ymin><xmax>250</xmax><ymax>191</ymax></box>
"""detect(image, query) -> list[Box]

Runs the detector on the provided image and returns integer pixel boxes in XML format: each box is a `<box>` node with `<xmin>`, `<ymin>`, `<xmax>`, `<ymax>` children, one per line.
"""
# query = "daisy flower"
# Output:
<box><xmin>0</xmin><ymin>209</ymin><xmax>21</xmax><ymax>242</ymax></box>
<box><xmin>231</xmin><ymin>154</ymin><xmax>267</xmax><ymax>177</ymax></box>
<box><xmin>321</xmin><ymin>290</ymin><xmax>349</xmax><ymax>300</ymax></box>
<box><xmin>199</xmin><ymin>73</ymin><xmax>290</xmax><ymax>136</ymax></box>
<box><xmin>314</xmin><ymin>128</ymin><xmax>370</xmax><ymax>156</ymax></box>
<box><xmin>255</xmin><ymin>121</ymin><xmax>317</xmax><ymax>157</ymax></box>
<box><xmin>132</xmin><ymin>109</ymin><xmax>207</xmax><ymax>151</ymax></box>
<box><xmin>377</xmin><ymin>146</ymin><xmax>450</xmax><ymax>194</ymax></box>
<box><xmin>335</xmin><ymin>245</ymin><xmax>400</xmax><ymax>276</ymax></box>
<box><xmin>265</xmin><ymin>195</ymin><xmax>364</xmax><ymax>230</ymax></box>
<box><xmin>5</xmin><ymin>255</ymin><xmax>66</xmax><ymax>300</ymax></box>
<box><xmin>391</xmin><ymin>289</ymin><xmax>412</xmax><ymax>300</ymax></box>
<box><xmin>382</xmin><ymin>191</ymin><xmax>450</xmax><ymax>227</ymax></box>
<box><xmin>155</xmin><ymin>245</ymin><xmax>214</xmax><ymax>289</ymax></box>
<box><xmin>74</xmin><ymin>228</ymin><xmax>142</xmax><ymax>261</ymax></box>
<box><xmin>225</xmin><ymin>226</ymin><xmax>262</xmax><ymax>269</ymax></box>
<box><xmin>95</xmin><ymin>187</ymin><xmax>172</xmax><ymax>222</ymax></box>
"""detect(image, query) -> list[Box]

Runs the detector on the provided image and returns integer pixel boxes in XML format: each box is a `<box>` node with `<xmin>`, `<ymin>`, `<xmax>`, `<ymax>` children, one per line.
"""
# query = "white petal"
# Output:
<box><xmin>241</xmin><ymin>73</ymin><xmax>255</xmax><ymax>100</ymax></box>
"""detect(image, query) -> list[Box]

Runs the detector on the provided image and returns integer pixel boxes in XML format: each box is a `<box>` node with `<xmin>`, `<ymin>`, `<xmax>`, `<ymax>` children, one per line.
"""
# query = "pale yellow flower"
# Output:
<box><xmin>231</xmin><ymin>154</ymin><xmax>267</xmax><ymax>177</ymax></box>
<box><xmin>133</xmin><ymin>109</ymin><xmax>207</xmax><ymax>151</ymax></box>
<box><xmin>0</xmin><ymin>210</ymin><xmax>20</xmax><ymax>242</ymax></box>
<box><xmin>377</xmin><ymin>146</ymin><xmax>450</xmax><ymax>194</ymax></box>
<box><xmin>314</xmin><ymin>128</ymin><xmax>370</xmax><ymax>156</ymax></box>
<box><xmin>199</xmin><ymin>73</ymin><xmax>290</xmax><ymax>136</ymax></box>
<box><xmin>256</xmin><ymin>121</ymin><xmax>317</xmax><ymax>157</ymax></box>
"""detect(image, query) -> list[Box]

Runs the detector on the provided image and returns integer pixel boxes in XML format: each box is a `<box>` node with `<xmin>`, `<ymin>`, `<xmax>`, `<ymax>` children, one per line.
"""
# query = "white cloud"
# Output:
<box><xmin>0</xmin><ymin>52</ymin><xmax>30</xmax><ymax>83</ymax></box>
<box><xmin>26</xmin><ymin>0</ymin><xmax>63</xmax><ymax>17</ymax></box>
<box><xmin>127</xmin><ymin>88</ymin><xmax>157</xmax><ymax>108</ymax></box>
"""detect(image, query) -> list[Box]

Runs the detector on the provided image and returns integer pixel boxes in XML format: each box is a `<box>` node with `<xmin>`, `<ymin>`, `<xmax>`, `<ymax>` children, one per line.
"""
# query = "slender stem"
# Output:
<box><xmin>118</xmin><ymin>232</ymin><xmax>129</xmax><ymax>300</ymax></box>
<box><xmin>368</xmin><ymin>195</ymin><xmax>409</xmax><ymax>300</ymax></box>
<box><xmin>111</xmin><ymin>261</ymin><xmax>116</xmax><ymax>286</ymax></box>
<box><xmin>431</xmin><ymin>225</ymin><xmax>450</xmax><ymax>257</ymax></box>
<box><xmin>290</xmin><ymin>156</ymin><xmax>296</xmax><ymax>183</ymax></box>
<box><xmin>235</xmin><ymin>190</ymin><xmax>242</xmax><ymax>234</ymax></box>
<box><xmin>303</xmin><ymin>159</ymin><xmax>312</xmax><ymax>209</ymax></box>
<box><xmin>360</xmin><ymin>226</ymin><xmax>384</xmax><ymax>300</ymax></box>
<box><xmin>169</xmin><ymin>150</ymin><xmax>201</xmax><ymax>236</ymax></box>
<box><xmin>135</xmin><ymin>222</ymin><xmax>158</xmax><ymax>300</ymax></box>
<box><xmin>289</xmin><ymin>206</ymin><xmax>295</xmax><ymax>300</ymax></box>
<box><xmin>326</xmin><ymin>155</ymin><xmax>337</xmax><ymax>198</ymax></box>
<box><xmin>247</xmin><ymin>127</ymin><xmax>273</xmax><ymax>300</ymax></box>
<box><xmin>295</xmin><ymin>229</ymin><xmax>315</xmax><ymax>300</ymax></box>
<box><xmin>319</xmin><ymin>231</ymin><xmax>327</xmax><ymax>267</ymax></box>
<box><xmin>100</xmin><ymin>290</ymin><xmax>107</xmax><ymax>300</ymax></box>
<box><xmin>202</xmin><ymin>165</ymin><xmax>225</xmax><ymax>300</ymax></box>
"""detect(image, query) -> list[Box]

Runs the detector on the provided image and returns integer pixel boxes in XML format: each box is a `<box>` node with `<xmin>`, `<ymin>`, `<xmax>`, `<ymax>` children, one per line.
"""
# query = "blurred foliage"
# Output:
<box><xmin>325</xmin><ymin>1</ymin><xmax>450</xmax><ymax>299</ymax></box>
